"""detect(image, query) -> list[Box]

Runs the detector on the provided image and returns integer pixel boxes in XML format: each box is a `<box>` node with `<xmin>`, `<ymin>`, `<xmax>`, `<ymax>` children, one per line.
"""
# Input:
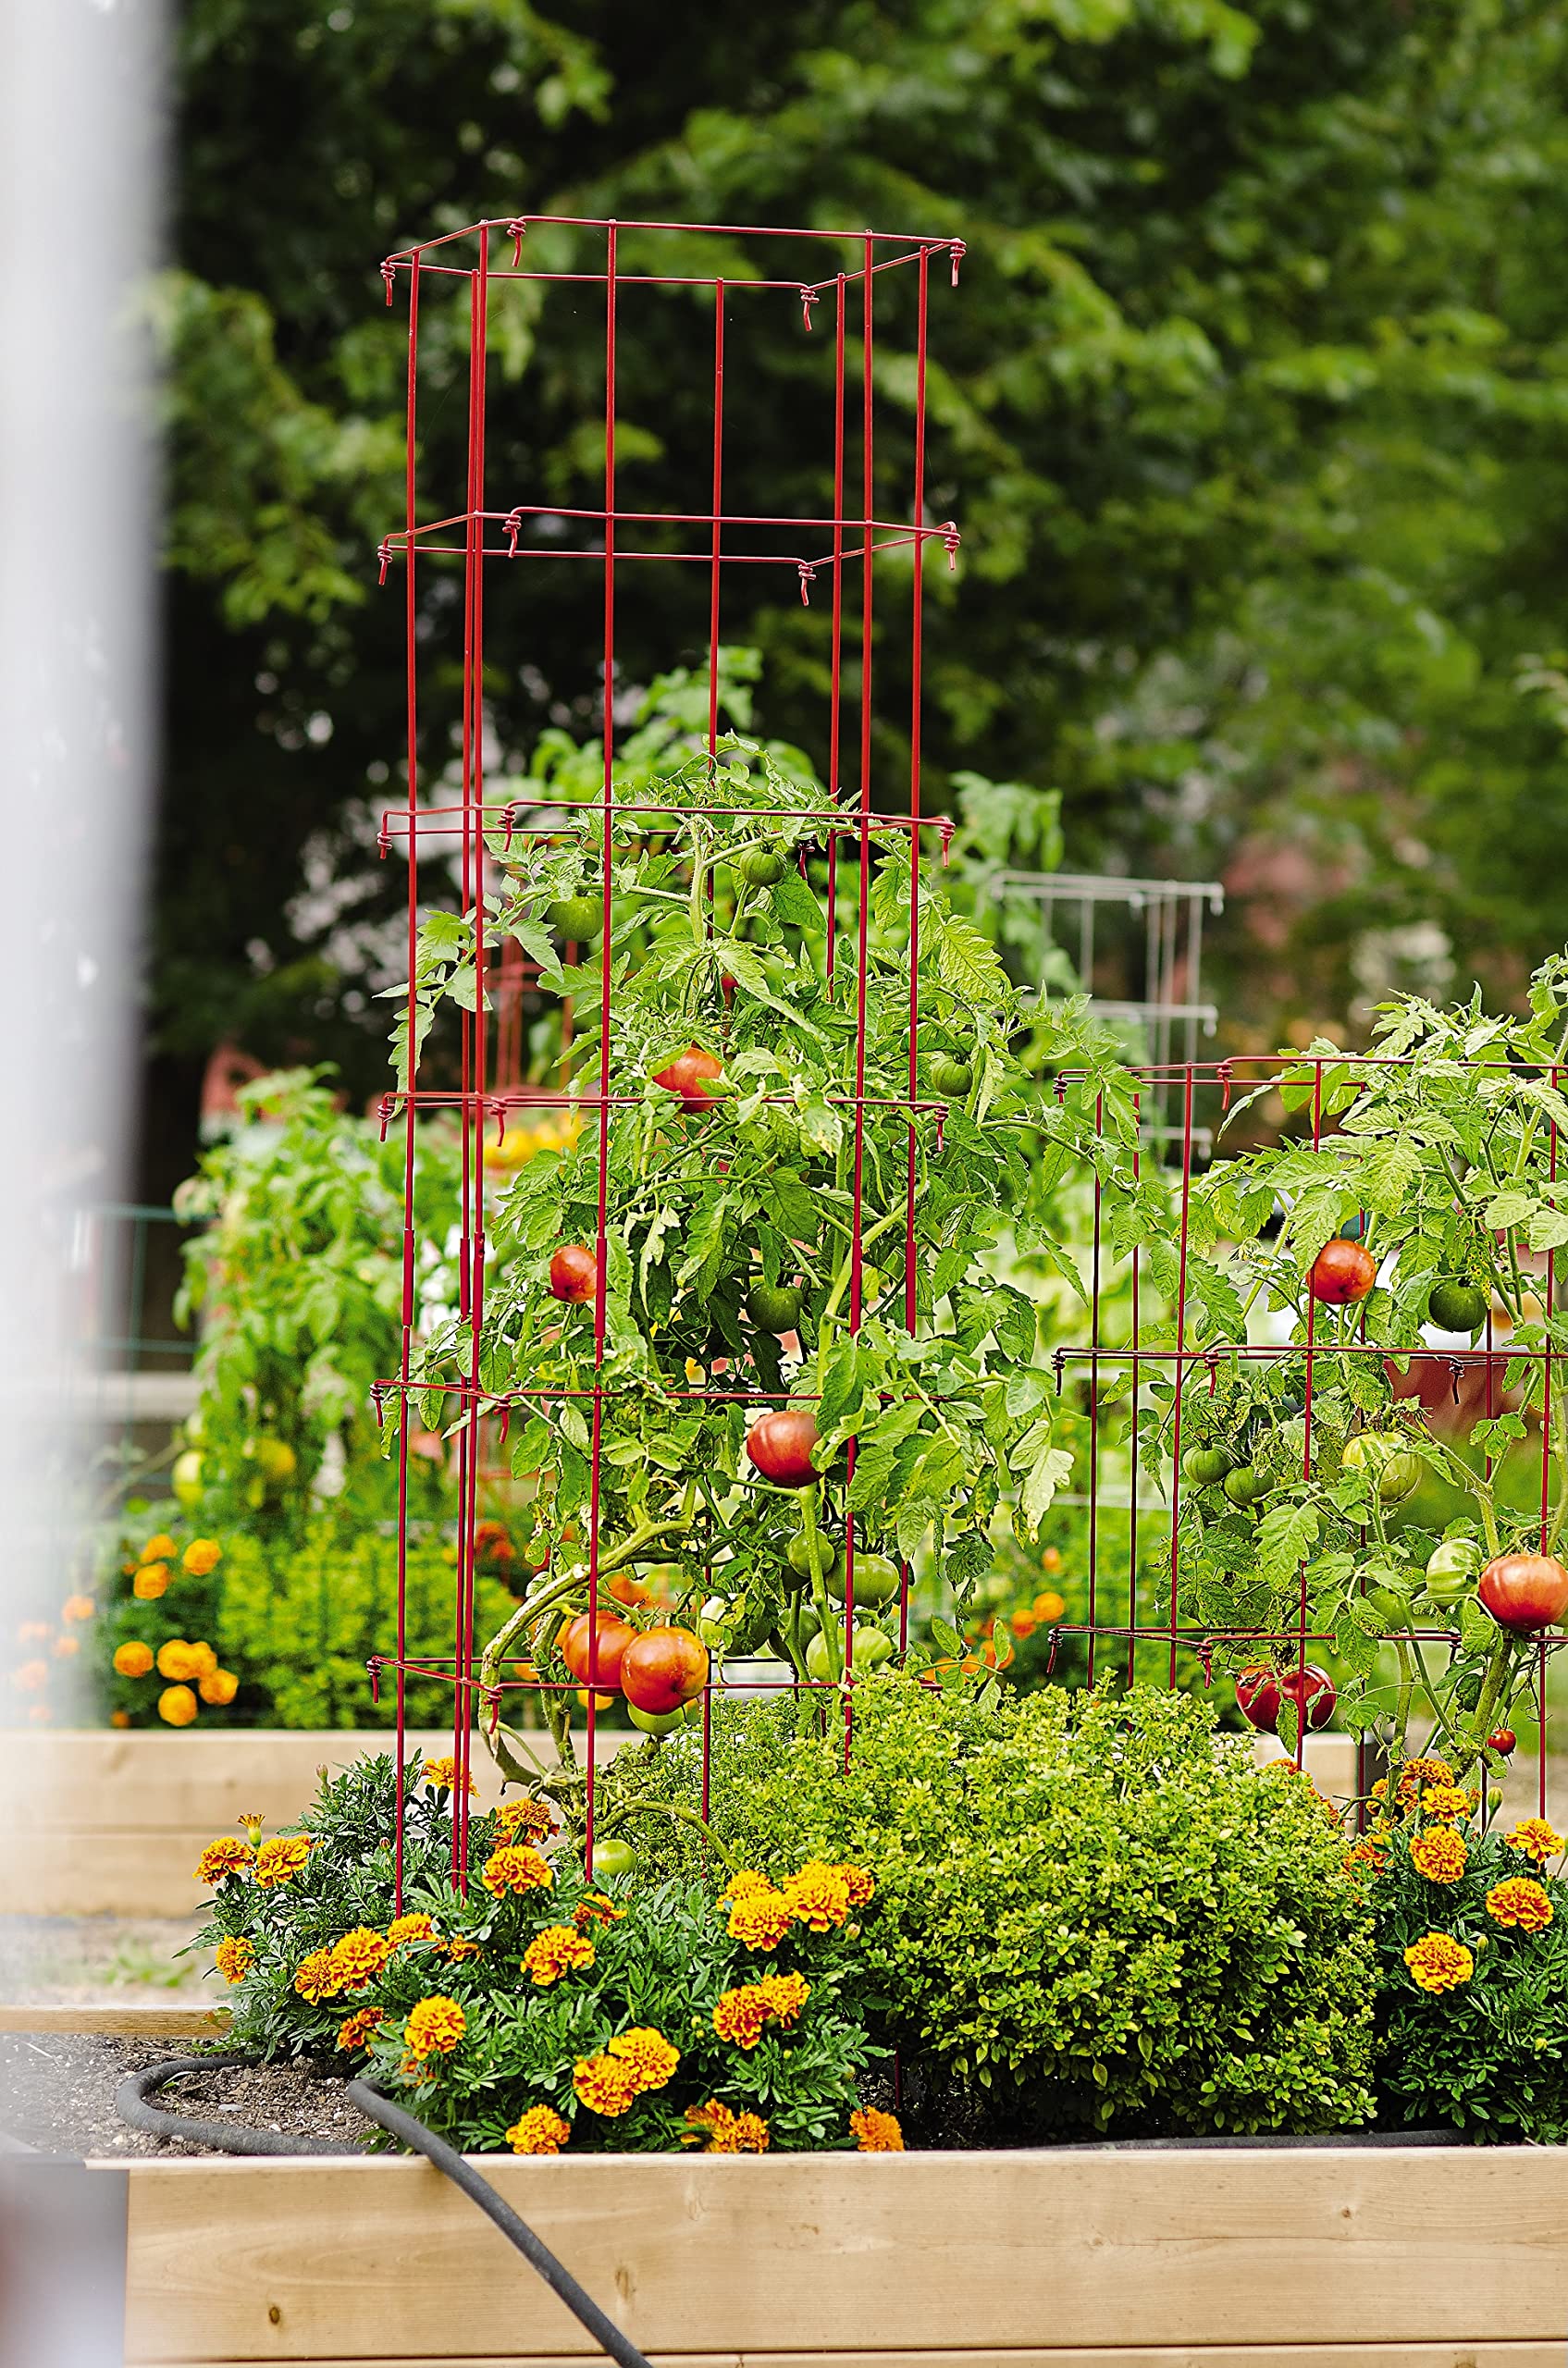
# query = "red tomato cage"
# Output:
<box><xmin>364</xmin><ymin>215</ymin><xmax>965</xmax><ymax>1900</ymax></box>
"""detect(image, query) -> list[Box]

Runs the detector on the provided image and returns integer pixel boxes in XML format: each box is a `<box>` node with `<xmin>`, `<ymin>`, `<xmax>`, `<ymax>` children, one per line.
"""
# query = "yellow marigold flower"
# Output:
<box><xmin>139</xmin><ymin>1535</ymin><xmax>178</xmax><ymax>1565</ymax></box>
<box><xmin>61</xmin><ymin>1594</ymin><xmax>95</xmax><ymax>1623</ymax></box>
<box><xmin>607</xmin><ymin>2027</ymin><xmax>680</xmax><ymax>2094</ymax></box>
<box><xmin>718</xmin><ymin>1868</ymin><xmax>772</xmax><ymax>1906</ymax></box>
<box><xmin>215</xmin><ymin>1934</ymin><xmax>253</xmax><ymax>1985</ymax></box>
<box><xmin>155</xmin><ymin>1640</ymin><xmax>193</xmax><ymax>1681</ymax></box>
<box><xmin>199</xmin><ymin>1669</ymin><xmax>239</xmax><ymax>1706</ymax></box>
<box><xmin>835</xmin><ymin>1863</ymin><xmax>875</xmax><ymax>1906</ymax></box>
<box><xmin>1344</xmin><ymin>1835</ymin><xmax>1388</xmax><ymax>1876</ymax></box>
<box><xmin>133</xmin><ymin>1563</ymin><xmax>170</xmax><ymax>1600</ymax></box>
<box><xmin>482</xmin><ymin>1844</ymin><xmax>553</xmax><ymax>1898</ymax></box>
<box><xmin>404</xmin><ymin>1995</ymin><xmax>466</xmax><ymax>2061</ymax></box>
<box><xmin>185</xmin><ymin>1642</ymin><xmax>218</xmax><ymax>1682</ymax></box>
<box><xmin>388</xmin><ymin>1912</ymin><xmax>438</xmax><ymax>1948</ymax></box>
<box><xmin>1403</xmin><ymin>1756</ymin><xmax>1454</xmax><ymax>1788</ymax></box>
<box><xmin>181</xmin><ymin>1539</ymin><xmax>222</xmax><ymax>1576</ymax></box>
<box><xmin>253</xmin><ymin>1835</ymin><xmax>312</xmax><ymax>1887</ymax></box>
<box><xmin>441</xmin><ymin>1934</ymin><xmax>483</xmax><ymax>1962</ymax></box>
<box><xmin>762</xmin><ymin>1970</ymin><xmax>810</xmax><ymax>2028</ymax></box>
<box><xmin>422</xmin><ymin>1755</ymin><xmax>475</xmax><ymax>1795</ymax></box>
<box><xmin>1410</xmin><ymin>1829</ymin><xmax>1467</xmax><ymax>1885</ymax></box>
<box><xmin>329</xmin><ymin>1927</ymin><xmax>392</xmax><ymax>1990</ymax></box>
<box><xmin>573</xmin><ymin>2053</ymin><xmax>643</xmax><ymax>2116</ymax></box>
<box><xmin>851</xmin><ymin>2107</ymin><xmax>905</xmax><ymax>2152</ymax></box>
<box><xmin>727</xmin><ymin>1888</ymin><xmax>796</xmax><ymax>1951</ymax></box>
<box><xmin>573</xmin><ymin>1892</ymin><xmax>626</xmax><ymax>1931</ymax></box>
<box><xmin>157</xmin><ymin>1684</ymin><xmax>198</xmax><ymax>1727</ymax></box>
<box><xmin>783</xmin><ymin>1861</ymin><xmax>853</xmax><ymax>1932</ymax></box>
<box><xmin>682</xmin><ymin>2099</ymin><xmax>769</xmax><ymax>2152</ymax></box>
<box><xmin>1487</xmin><ymin>1877</ymin><xmax>1554</xmax><ymax>1933</ymax></box>
<box><xmin>496</xmin><ymin>1796</ymin><xmax>554</xmax><ymax>1844</ymax></box>
<box><xmin>336</xmin><ymin>2006</ymin><xmax>384</xmax><ymax>2053</ymax></box>
<box><xmin>114</xmin><ymin>1640</ymin><xmax>154</xmax><ymax>1677</ymax></box>
<box><xmin>713</xmin><ymin>1972</ymin><xmax>811</xmax><ymax>2050</ymax></box>
<box><xmin>193</xmin><ymin>1836</ymin><xmax>254</xmax><ymax>1885</ymax></box>
<box><xmin>1403</xmin><ymin>1932</ymin><xmax>1475</xmax><ymax>1994</ymax></box>
<box><xmin>523</xmin><ymin>1925</ymin><xmax>597</xmax><ymax>1985</ymax></box>
<box><xmin>1506</xmin><ymin>1818</ymin><xmax>1564</xmax><ymax>1864</ymax></box>
<box><xmin>507</xmin><ymin>2105</ymin><xmax>572</xmax><ymax>2155</ymax></box>
<box><xmin>1422</xmin><ymin>1784</ymin><xmax>1471</xmax><ymax>1823</ymax></box>
<box><xmin>293</xmin><ymin>1948</ymin><xmax>343</xmax><ymax>2004</ymax></box>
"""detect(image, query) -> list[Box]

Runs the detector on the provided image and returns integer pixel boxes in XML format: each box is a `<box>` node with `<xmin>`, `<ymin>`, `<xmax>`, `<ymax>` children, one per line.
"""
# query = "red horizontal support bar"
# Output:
<box><xmin>381</xmin><ymin>213</ymin><xmax>962</xmax><ymax>260</ymax></box>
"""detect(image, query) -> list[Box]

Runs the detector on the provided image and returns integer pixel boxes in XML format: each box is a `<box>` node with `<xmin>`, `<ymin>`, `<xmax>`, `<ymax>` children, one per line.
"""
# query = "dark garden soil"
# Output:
<box><xmin>0</xmin><ymin>2035</ymin><xmax>369</xmax><ymax>2158</ymax></box>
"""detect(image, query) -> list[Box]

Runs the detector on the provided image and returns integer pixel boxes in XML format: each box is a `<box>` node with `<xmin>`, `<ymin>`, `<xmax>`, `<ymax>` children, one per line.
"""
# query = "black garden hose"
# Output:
<box><xmin>117</xmin><ymin>2057</ymin><xmax>653</xmax><ymax>2368</ymax></box>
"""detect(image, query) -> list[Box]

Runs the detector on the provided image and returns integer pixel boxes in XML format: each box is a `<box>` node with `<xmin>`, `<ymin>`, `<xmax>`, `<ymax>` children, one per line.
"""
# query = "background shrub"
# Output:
<box><xmin>629</xmin><ymin>1677</ymin><xmax>1376</xmax><ymax>2140</ymax></box>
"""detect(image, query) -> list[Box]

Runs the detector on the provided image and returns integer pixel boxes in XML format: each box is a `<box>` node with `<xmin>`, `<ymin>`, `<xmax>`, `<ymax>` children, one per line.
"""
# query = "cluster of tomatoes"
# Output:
<box><xmin>556</xmin><ymin>1610</ymin><xmax>709</xmax><ymax>1733</ymax></box>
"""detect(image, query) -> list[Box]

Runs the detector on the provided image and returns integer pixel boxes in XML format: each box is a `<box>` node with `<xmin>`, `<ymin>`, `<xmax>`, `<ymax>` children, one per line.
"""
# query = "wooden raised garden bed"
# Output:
<box><xmin>105</xmin><ymin>2142</ymin><xmax>1568</xmax><ymax>2367</ymax></box>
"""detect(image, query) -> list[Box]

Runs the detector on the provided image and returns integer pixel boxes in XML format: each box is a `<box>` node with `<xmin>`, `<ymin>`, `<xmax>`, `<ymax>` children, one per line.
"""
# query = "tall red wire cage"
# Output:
<box><xmin>365</xmin><ymin>213</ymin><xmax>1561</xmax><ymax>1908</ymax></box>
<box><xmin>368</xmin><ymin>212</ymin><xmax>967</xmax><ymax>1899</ymax></box>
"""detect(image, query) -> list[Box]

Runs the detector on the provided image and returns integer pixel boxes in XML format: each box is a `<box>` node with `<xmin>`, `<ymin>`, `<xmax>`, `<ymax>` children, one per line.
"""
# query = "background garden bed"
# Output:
<box><xmin>106</xmin><ymin>2143</ymin><xmax>1568</xmax><ymax>2365</ymax></box>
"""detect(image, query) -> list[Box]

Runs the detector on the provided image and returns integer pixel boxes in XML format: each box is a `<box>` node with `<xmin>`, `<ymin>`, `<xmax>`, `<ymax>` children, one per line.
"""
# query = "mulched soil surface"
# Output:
<box><xmin>0</xmin><ymin>2035</ymin><xmax>369</xmax><ymax>2158</ymax></box>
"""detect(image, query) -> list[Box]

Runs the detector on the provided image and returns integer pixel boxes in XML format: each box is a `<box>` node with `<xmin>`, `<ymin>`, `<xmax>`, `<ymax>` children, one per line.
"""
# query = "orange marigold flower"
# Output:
<box><xmin>607</xmin><ymin>2027</ymin><xmax>680</xmax><ymax>2094</ymax></box>
<box><xmin>718</xmin><ymin>1868</ymin><xmax>771</xmax><ymax>1905</ymax></box>
<box><xmin>1422</xmin><ymin>1784</ymin><xmax>1472</xmax><ymax>1823</ymax></box>
<box><xmin>1410</xmin><ymin>1829</ymin><xmax>1467</xmax><ymax>1885</ymax></box>
<box><xmin>388</xmin><ymin>1912</ymin><xmax>438</xmax><ymax>1948</ymax></box>
<box><xmin>199</xmin><ymin>1669</ymin><xmax>239</xmax><ymax>1706</ymax></box>
<box><xmin>139</xmin><ymin>1535</ymin><xmax>178</xmax><ymax>1564</ymax></box>
<box><xmin>1403</xmin><ymin>1932</ymin><xmax>1475</xmax><ymax>1994</ymax></box>
<box><xmin>713</xmin><ymin>1971</ymin><xmax>811</xmax><ymax>2050</ymax></box>
<box><xmin>132</xmin><ymin>1564</ymin><xmax>169</xmax><ymax>1600</ymax></box>
<box><xmin>193</xmin><ymin>1836</ymin><xmax>254</xmax><ymax>1885</ymax></box>
<box><xmin>1344</xmin><ymin>1836</ymin><xmax>1388</xmax><ymax>1876</ymax></box>
<box><xmin>1487</xmin><ymin>1877</ymin><xmax>1554</xmax><ymax>1933</ymax></box>
<box><xmin>156</xmin><ymin>1640</ymin><xmax>194</xmax><ymax>1681</ymax></box>
<box><xmin>214</xmin><ymin>1935</ymin><xmax>253</xmax><ymax>1985</ymax></box>
<box><xmin>851</xmin><ymin>2107</ymin><xmax>905</xmax><ymax>2152</ymax></box>
<box><xmin>158</xmin><ymin>1684</ymin><xmax>198</xmax><ymax>1727</ymax></box>
<box><xmin>293</xmin><ymin>1948</ymin><xmax>343</xmax><ymax>2004</ymax></box>
<box><xmin>336</xmin><ymin>2006</ymin><xmax>384</xmax><ymax>2053</ymax></box>
<box><xmin>404</xmin><ymin>1995</ymin><xmax>466</xmax><ymax>2061</ymax></box>
<box><xmin>726</xmin><ymin>1888</ymin><xmax>796</xmax><ymax>1950</ymax></box>
<box><xmin>185</xmin><ymin>1642</ymin><xmax>218</xmax><ymax>1681</ymax></box>
<box><xmin>114</xmin><ymin>1641</ymin><xmax>154</xmax><ymax>1678</ymax></box>
<box><xmin>422</xmin><ymin>1755</ymin><xmax>475</xmax><ymax>1795</ymax></box>
<box><xmin>573</xmin><ymin>2053</ymin><xmax>643</xmax><ymax>2117</ymax></box>
<box><xmin>440</xmin><ymin>1934</ymin><xmax>483</xmax><ymax>1962</ymax></box>
<box><xmin>12</xmin><ymin>1659</ymin><xmax>47</xmax><ymax>1692</ymax></box>
<box><xmin>836</xmin><ymin>1863</ymin><xmax>875</xmax><ymax>1906</ymax></box>
<box><xmin>329</xmin><ymin>1927</ymin><xmax>392</xmax><ymax>1990</ymax></box>
<box><xmin>1506</xmin><ymin>1818</ymin><xmax>1564</xmax><ymax>1864</ymax></box>
<box><xmin>1010</xmin><ymin>1609</ymin><xmax>1037</xmax><ymax>1638</ymax></box>
<box><xmin>573</xmin><ymin>1892</ymin><xmax>625</xmax><ymax>1931</ymax></box>
<box><xmin>181</xmin><ymin>1539</ymin><xmax>222</xmax><ymax>1576</ymax></box>
<box><xmin>523</xmin><ymin>1924</ymin><xmax>597</xmax><ymax>1985</ymax></box>
<box><xmin>109</xmin><ymin>1709</ymin><xmax>130</xmax><ymax>1728</ymax></box>
<box><xmin>1034</xmin><ymin>1589</ymin><xmax>1067</xmax><ymax>1622</ymax></box>
<box><xmin>253</xmin><ymin>1835</ymin><xmax>312</xmax><ymax>1887</ymax></box>
<box><xmin>783</xmin><ymin>1861</ymin><xmax>853</xmax><ymax>1932</ymax></box>
<box><xmin>482</xmin><ymin>1844</ymin><xmax>553</xmax><ymax>1898</ymax></box>
<box><xmin>1403</xmin><ymin>1756</ymin><xmax>1454</xmax><ymax>1789</ymax></box>
<box><xmin>682</xmin><ymin>2099</ymin><xmax>770</xmax><ymax>2153</ymax></box>
<box><xmin>507</xmin><ymin>2105</ymin><xmax>572</xmax><ymax>2155</ymax></box>
<box><xmin>61</xmin><ymin>1595</ymin><xmax>95</xmax><ymax>1623</ymax></box>
<box><xmin>496</xmin><ymin>1796</ymin><xmax>555</xmax><ymax>1844</ymax></box>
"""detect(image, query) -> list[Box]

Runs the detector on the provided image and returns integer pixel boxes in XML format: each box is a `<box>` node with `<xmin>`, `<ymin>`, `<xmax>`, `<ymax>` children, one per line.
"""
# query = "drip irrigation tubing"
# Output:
<box><xmin>117</xmin><ymin>2056</ymin><xmax>654</xmax><ymax>2368</ymax></box>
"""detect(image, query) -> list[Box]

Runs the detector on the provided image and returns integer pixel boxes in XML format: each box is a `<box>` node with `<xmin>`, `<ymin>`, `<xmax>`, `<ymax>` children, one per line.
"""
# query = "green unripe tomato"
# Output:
<box><xmin>926</xmin><ymin>1054</ymin><xmax>973</xmax><ymax>1098</ymax></box>
<box><xmin>549</xmin><ymin>894</ymin><xmax>600</xmax><ymax>942</ymax></box>
<box><xmin>1223</xmin><ymin>1464</ymin><xmax>1268</xmax><ymax>1510</ymax></box>
<box><xmin>1427</xmin><ymin>1279</ymin><xmax>1488</xmax><ymax>1336</ymax></box>
<box><xmin>1425</xmin><ymin>1536</ymin><xmax>1484</xmax><ymax>1605</ymax></box>
<box><xmin>1369</xmin><ymin>1585</ymin><xmax>1410</xmax><ymax>1626</ymax></box>
<box><xmin>1343</xmin><ymin>1433</ymin><xmax>1422</xmax><ymax>1504</ymax></box>
<box><xmin>625</xmin><ymin>1702</ymin><xmax>685</xmax><ymax>1735</ymax></box>
<box><xmin>827</xmin><ymin>1551</ymin><xmax>902</xmax><ymax>1608</ymax></box>
<box><xmin>804</xmin><ymin>1626</ymin><xmax>894</xmax><ymax>1681</ymax></box>
<box><xmin>590</xmin><ymin>1839</ymin><xmax>637</xmax><ymax>1880</ymax></box>
<box><xmin>746</xmin><ymin>1281</ymin><xmax>803</xmax><ymax>1336</ymax></box>
<box><xmin>785</xmin><ymin>1532</ymin><xmax>840</xmax><ymax>1585</ymax></box>
<box><xmin>1184</xmin><ymin>1445</ymin><xmax>1237</xmax><ymax>1486</ymax></box>
<box><xmin>735</xmin><ymin>847</ymin><xmax>787</xmax><ymax>887</ymax></box>
<box><xmin>697</xmin><ymin>1595</ymin><xmax>730</xmax><ymax>1646</ymax></box>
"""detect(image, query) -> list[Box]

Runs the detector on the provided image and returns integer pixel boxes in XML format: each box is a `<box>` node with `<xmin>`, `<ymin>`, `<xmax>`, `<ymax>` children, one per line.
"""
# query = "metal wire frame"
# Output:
<box><xmin>379</xmin><ymin>212</ymin><xmax>958</xmax><ymax>1902</ymax></box>
<box><xmin>1052</xmin><ymin>1052</ymin><xmax>1562</xmax><ymax>1831</ymax></box>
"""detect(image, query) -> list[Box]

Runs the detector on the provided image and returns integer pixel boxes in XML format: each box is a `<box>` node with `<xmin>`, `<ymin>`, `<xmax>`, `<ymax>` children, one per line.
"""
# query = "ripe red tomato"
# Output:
<box><xmin>620</xmin><ymin>1625</ymin><xmax>709</xmax><ymax>1715</ymax></box>
<box><xmin>558</xmin><ymin>1613</ymin><xmax>636</xmax><ymax>1689</ymax></box>
<box><xmin>1488</xmin><ymin>1728</ymin><xmax>1517</xmax><ymax>1756</ymax></box>
<box><xmin>1236</xmin><ymin>1666</ymin><xmax>1282</xmax><ymax>1732</ymax></box>
<box><xmin>1478</xmin><ymin>1552</ymin><xmax>1568</xmax><ymax>1634</ymax></box>
<box><xmin>652</xmin><ymin>1045</ymin><xmax>724</xmax><ymax>1115</ymax></box>
<box><xmin>1278</xmin><ymin>1662</ymin><xmax>1337</xmax><ymax>1731</ymax></box>
<box><xmin>549</xmin><ymin>1244</ymin><xmax>599</xmax><ymax>1303</ymax></box>
<box><xmin>746</xmin><ymin>1408</ymin><xmax>820</xmax><ymax>1488</ymax></box>
<box><xmin>1309</xmin><ymin>1239</ymin><xmax>1377</xmax><ymax>1306</ymax></box>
